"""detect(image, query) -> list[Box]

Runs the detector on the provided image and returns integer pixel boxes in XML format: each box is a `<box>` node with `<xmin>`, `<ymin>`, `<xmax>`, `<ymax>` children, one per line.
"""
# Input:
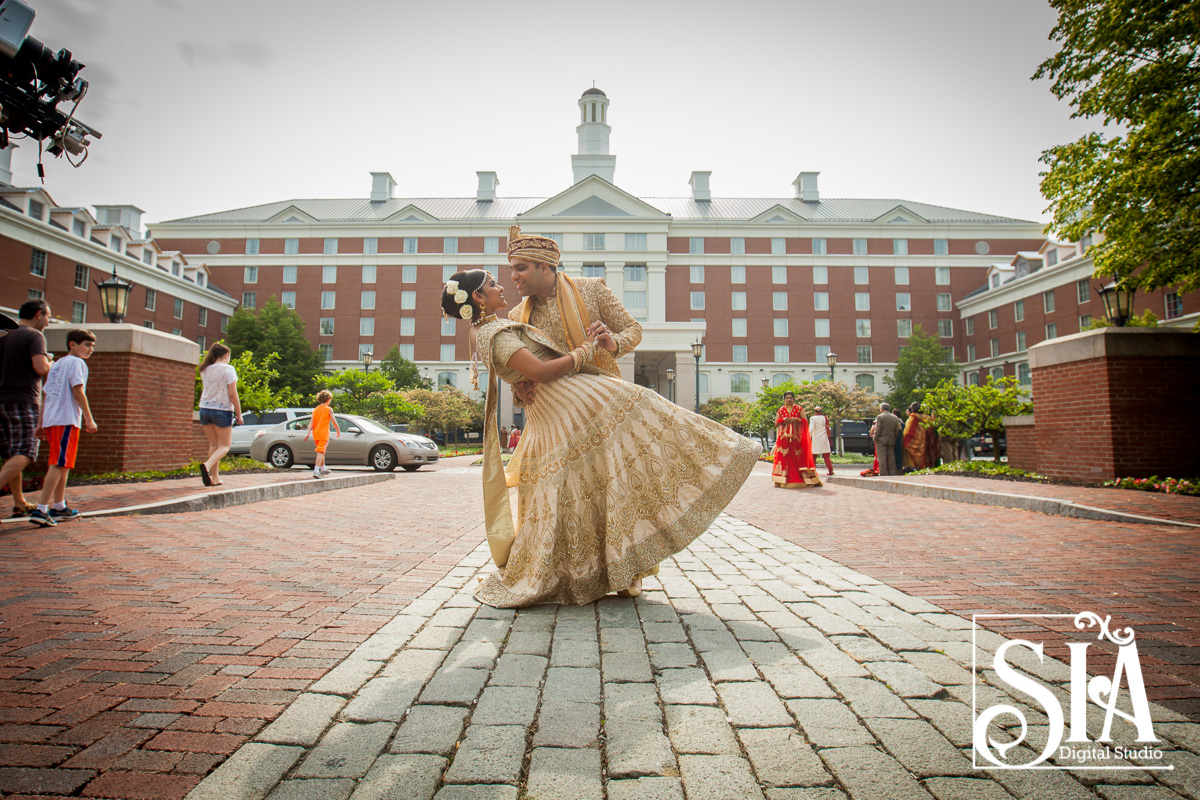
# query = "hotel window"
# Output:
<box><xmin>404</xmin><ymin>237</ymin><xmax>418</xmax><ymax>254</ymax></box>
<box><xmin>933</xmin><ymin>239</ymin><xmax>948</xmax><ymax>256</ymax></box>
<box><xmin>966</xmin><ymin>317</ymin><xmax>975</xmax><ymax>336</ymax></box>
<box><xmin>1046</xmin><ymin>322</ymin><xmax>1058</xmax><ymax>339</ymax></box>
<box><xmin>774</xmin><ymin>319</ymin><xmax>788</xmax><ymax>337</ymax></box>
<box><xmin>363</xmin><ymin>265</ymin><xmax>377</xmax><ymax>284</ymax></box>
<box><xmin>221</xmin><ymin>315</ymin><xmax>229</xmax><ymax>333</ymax></box>
<box><xmin>197</xmin><ymin>335</ymin><xmax>206</xmax><ymax>351</ymax></box>
<box><xmin>771</xmin><ymin>238</ymin><xmax>786</xmax><ymax>255</ymax></box>
<box><xmin>772</xmin><ymin>266</ymin><xmax>787</xmax><ymax>284</ymax></box>
<box><xmin>730</xmin><ymin>373</ymin><xmax>750</xmax><ymax>394</ymax></box>
<box><xmin>172</xmin><ymin>262</ymin><xmax>181</xmax><ymax>277</ymax></box>
<box><xmin>401</xmin><ymin>291</ymin><xmax>416</xmax><ymax>309</ymax></box>
<box><xmin>857</xmin><ymin>346</ymin><xmax>872</xmax><ymax>363</ymax></box>
<box><xmin>732</xmin><ymin>345</ymin><xmax>748</xmax><ymax>363</ymax></box>
<box><xmin>1046</xmin><ymin>249</ymin><xmax>1059</xmax><ymax>267</ymax></box>
<box><xmin>74</xmin><ymin>264</ymin><xmax>88</xmax><ymax>290</ymax></box>
<box><xmin>484</xmin><ymin>237</ymin><xmax>499</xmax><ymax>254</ymax></box>
<box><xmin>815</xmin><ymin>345</ymin><xmax>831</xmax><ymax>363</ymax></box>
<box><xmin>812</xmin><ymin>238</ymin><xmax>827</xmax><ymax>255</ymax></box>
<box><xmin>281</xmin><ymin>292</ymin><xmax>296</xmax><ymax>308</ymax></box>
<box><xmin>897</xmin><ymin>319</ymin><xmax>914</xmax><ymax>338</ymax></box>
<box><xmin>173</xmin><ymin>298</ymin><xmax>183</xmax><ymax>319</ymax></box>
<box><xmin>774</xmin><ymin>345</ymin><xmax>790</xmax><ymax>363</ymax></box>
<box><xmin>732</xmin><ymin>318</ymin><xmax>747</xmax><ymax>337</ymax></box>
<box><xmin>625</xmin><ymin>233</ymin><xmax>647</xmax><ymax>251</ymax></box>
<box><xmin>773</xmin><ymin>292</ymin><xmax>788</xmax><ymax>311</ymax></box>
<box><xmin>813</xmin><ymin>266</ymin><xmax>827</xmax><ymax>284</ymax></box>
<box><xmin>967</xmin><ymin>372</ymin><xmax>980</xmax><ymax>386</ymax></box>
<box><xmin>1080</xmin><ymin>233</ymin><xmax>1093</xmax><ymax>250</ymax></box>
<box><xmin>402</xmin><ymin>318</ymin><xmax>416</xmax><ymax>336</ymax></box>
<box><xmin>1015</xmin><ymin>299</ymin><xmax>1025</xmax><ymax>321</ymax></box>
<box><xmin>814</xmin><ymin>292</ymin><xmax>829</xmax><ymax>311</ymax></box>
<box><xmin>145</xmin><ymin>288</ymin><xmax>157</xmax><ymax>311</ymax></box>
<box><xmin>27</xmin><ymin>199</ymin><xmax>43</xmax><ymax>219</ymax></box>
<box><xmin>284</xmin><ymin>238</ymin><xmax>299</xmax><ymax>255</ymax></box>
<box><xmin>625</xmin><ymin>291</ymin><xmax>647</xmax><ymax>317</ymax></box>
<box><xmin>583</xmin><ymin>233</ymin><xmax>606</xmax><ymax>251</ymax></box>
<box><xmin>731</xmin><ymin>292</ymin><xmax>747</xmax><ymax>311</ymax></box>
<box><xmin>854</xmin><ymin>266</ymin><xmax>869</xmax><ymax>285</ymax></box>
<box><xmin>968</xmin><ymin>343</ymin><xmax>976</xmax><ymax>361</ymax></box>
<box><xmin>360</xmin><ymin>344</ymin><xmax>376</xmax><ymax>361</ymax></box>
<box><xmin>625</xmin><ymin>265</ymin><xmax>647</xmax><ymax>282</ymax></box>
<box><xmin>321</xmin><ymin>291</ymin><xmax>336</xmax><ymax>309</ymax></box>
<box><xmin>441</xmin><ymin>344</ymin><xmax>457</xmax><ymax>362</ymax></box>
<box><xmin>772</xmin><ymin>373</ymin><xmax>791</xmax><ymax>386</ymax></box>
<box><xmin>244</xmin><ymin>265</ymin><xmax>258</xmax><ymax>284</ymax></box>
<box><xmin>690</xmin><ymin>292</ymin><xmax>705</xmax><ymax>310</ymax></box>
<box><xmin>1043</xmin><ymin>290</ymin><xmax>1056</xmax><ymax>313</ymax></box>
<box><xmin>690</xmin><ymin>265</ymin><xmax>704</xmax><ymax>283</ymax></box>
<box><xmin>853</xmin><ymin>238</ymin><xmax>867</xmax><ymax>255</ymax></box>
<box><xmin>547</xmin><ymin>234</ymin><xmax>564</xmax><ymax>247</ymax></box>
<box><xmin>324</xmin><ymin>238</ymin><xmax>338</xmax><ymax>255</ymax></box>
<box><xmin>582</xmin><ymin>264</ymin><xmax>605</xmax><ymax>278</ymax></box>
<box><xmin>894</xmin><ymin>266</ymin><xmax>909</xmax><ymax>285</ymax></box>
<box><xmin>143</xmin><ymin>250</ymin><xmax>154</xmax><ymax>266</ymax></box>
<box><xmin>814</xmin><ymin>319</ymin><xmax>829</xmax><ymax>338</ymax></box>
<box><xmin>1079</xmin><ymin>314</ymin><xmax>1092</xmax><ymax>330</ymax></box>
<box><xmin>323</xmin><ymin>265</ymin><xmax>337</xmax><ymax>283</ymax></box>
<box><xmin>938</xmin><ymin>319</ymin><xmax>953</xmax><ymax>338</ymax></box>
<box><xmin>730</xmin><ymin>237</ymin><xmax>745</xmax><ymax>255</ymax></box>
<box><xmin>856</xmin><ymin>374</ymin><xmax>876</xmax><ymax>391</ymax></box>
<box><xmin>241</xmin><ymin>292</ymin><xmax>256</xmax><ymax>309</ymax></box>
<box><xmin>364</xmin><ymin>238</ymin><xmax>378</xmax><ymax>255</ymax></box>
<box><xmin>439</xmin><ymin>317</ymin><xmax>453</xmax><ymax>336</ymax></box>
<box><xmin>988</xmin><ymin>309</ymin><xmax>998</xmax><ymax>329</ymax></box>
<box><xmin>30</xmin><ymin>249</ymin><xmax>46</xmax><ymax>277</ymax></box>
<box><xmin>361</xmin><ymin>291</ymin><xmax>376</xmax><ymax>310</ymax></box>
<box><xmin>730</xmin><ymin>265</ymin><xmax>745</xmax><ymax>284</ymax></box>
<box><xmin>142</xmin><ymin>320</ymin><xmax>153</xmax><ymax>330</ymax></box>
<box><xmin>242</xmin><ymin>238</ymin><xmax>260</xmax><ymax>256</ymax></box>
<box><xmin>1165</xmin><ymin>292</ymin><xmax>1183</xmax><ymax>319</ymax></box>
<box><xmin>936</xmin><ymin>267</ymin><xmax>951</xmax><ymax>285</ymax></box>
<box><xmin>360</xmin><ymin>317</ymin><xmax>375</xmax><ymax>336</ymax></box>
<box><xmin>1018</xmin><ymin>362</ymin><xmax>1031</xmax><ymax>385</ymax></box>
<box><xmin>855</xmin><ymin>292</ymin><xmax>870</xmax><ymax>311</ymax></box>
<box><xmin>320</xmin><ymin>318</ymin><xmax>335</xmax><ymax>335</ymax></box>
<box><xmin>937</xmin><ymin>293</ymin><xmax>952</xmax><ymax>312</ymax></box>
<box><xmin>402</xmin><ymin>265</ymin><xmax>417</xmax><ymax>283</ymax></box>
<box><xmin>942</xmin><ymin>346</ymin><xmax>955</xmax><ymax>362</ymax></box>
<box><xmin>1077</xmin><ymin>278</ymin><xmax>1090</xmax><ymax>304</ymax></box>
<box><xmin>991</xmin><ymin>367</ymin><xmax>1005</xmax><ymax>382</ymax></box>
<box><xmin>71</xmin><ymin>301</ymin><xmax>85</xmax><ymax>324</ymax></box>
<box><xmin>283</xmin><ymin>266</ymin><xmax>297</xmax><ymax>283</ymax></box>
<box><xmin>689</xmin><ymin>237</ymin><xmax>704</xmax><ymax>254</ymax></box>
<box><xmin>199</xmin><ymin>308</ymin><xmax>208</xmax><ymax>326</ymax></box>
<box><xmin>896</xmin><ymin>293</ymin><xmax>911</xmax><ymax>311</ymax></box>
<box><xmin>398</xmin><ymin>344</ymin><xmax>414</xmax><ymax>360</ymax></box>
<box><xmin>990</xmin><ymin>338</ymin><xmax>1000</xmax><ymax>357</ymax></box>
<box><xmin>73</xmin><ymin>219</ymin><xmax>86</xmax><ymax>237</ymax></box>
<box><xmin>1016</xmin><ymin>331</ymin><xmax>1026</xmax><ymax>351</ymax></box>
<box><xmin>856</xmin><ymin>319</ymin><xmax>872</xmax><ymax>337</ymax></box>
<box><xmin>893</xmin><ymin>239</ymin><xmax>908</xmax><ymax>256</ymax></box>
<box><xmin>443</xmin><ymin>237</ymin><xmax>458</xmax><ymax>254</ymax></box>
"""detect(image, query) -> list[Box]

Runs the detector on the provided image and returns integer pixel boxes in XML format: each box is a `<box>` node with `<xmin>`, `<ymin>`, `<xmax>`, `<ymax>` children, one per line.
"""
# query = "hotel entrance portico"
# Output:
<box><xmin>625</xmin><ymin>322</ymin><xmax>706</xmax><ymax>409</ymax></box>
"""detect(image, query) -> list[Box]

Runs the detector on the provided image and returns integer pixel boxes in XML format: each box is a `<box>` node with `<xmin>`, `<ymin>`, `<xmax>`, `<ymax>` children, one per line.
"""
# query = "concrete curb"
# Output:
<box><xmin>827</xmin><ymin>474</ymin><xmax>1200</xmax><ymax>529</ymax></box>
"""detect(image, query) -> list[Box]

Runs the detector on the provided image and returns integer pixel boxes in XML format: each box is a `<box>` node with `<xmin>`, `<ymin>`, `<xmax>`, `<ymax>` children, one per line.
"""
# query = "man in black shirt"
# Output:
<box><xmin>0</xmin><ymin>300</ymin><xmax>54</xmax><ymax>525</ymax></box>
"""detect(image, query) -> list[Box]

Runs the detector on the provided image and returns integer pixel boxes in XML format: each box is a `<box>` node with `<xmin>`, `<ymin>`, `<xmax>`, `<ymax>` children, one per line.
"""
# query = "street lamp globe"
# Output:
<box><xmin>691</xmin><ymin>341</ymin><xmax>704</xmax><ymax>413</ymax></box>
<box><xmin>362</xmin><ymin>350</ymin><xmax>373</xmax><ymax>372</ymax></box>
<box><xmin>94</xmin><ymin>267</ymin><xmax>134</xmax><ymax>324</ymax></box>
<box><xmin>1096</xmin><ymin>281</ymin><xmax>1136</xmax><ymax>327</ymax></box>
<box><xmin>826</xmin><ymin>351</ymin><xmax>837</xmax><ymax>383</ymax></box>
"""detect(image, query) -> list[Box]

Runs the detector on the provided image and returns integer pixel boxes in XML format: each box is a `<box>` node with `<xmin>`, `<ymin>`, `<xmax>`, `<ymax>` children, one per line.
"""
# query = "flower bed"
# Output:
<box><xmin>1103</xmin><ymin>476</ymin><xmax>1200</xmax><ymax>496</ymax></box>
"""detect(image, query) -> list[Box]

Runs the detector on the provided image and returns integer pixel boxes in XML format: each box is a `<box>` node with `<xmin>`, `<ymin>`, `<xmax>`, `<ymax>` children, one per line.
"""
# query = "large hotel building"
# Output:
<box><xmin>4</xmin><ymin>88</ymin><xmax>1195</xmax><ymax>426</ymax></box>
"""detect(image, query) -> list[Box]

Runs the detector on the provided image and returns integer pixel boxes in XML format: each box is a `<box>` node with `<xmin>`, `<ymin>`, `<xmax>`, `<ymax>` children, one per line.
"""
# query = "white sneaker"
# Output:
<box><xmin>320</xmin><ymin>467</ymin><xmax>332</xmax><ymax>476</ymax></box>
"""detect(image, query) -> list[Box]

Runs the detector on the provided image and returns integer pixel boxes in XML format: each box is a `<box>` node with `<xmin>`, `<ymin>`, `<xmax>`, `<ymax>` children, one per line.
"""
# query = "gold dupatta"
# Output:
<box><xmin>520</xmin><ymin>271</ymin><xmax>590</xmax><ymax>351</ymax></box>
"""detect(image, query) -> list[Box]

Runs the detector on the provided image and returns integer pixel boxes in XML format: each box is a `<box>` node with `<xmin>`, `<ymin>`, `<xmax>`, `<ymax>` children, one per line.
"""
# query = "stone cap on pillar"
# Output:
<box><xmin>1028</xmin><ymin>326</ymin><xmax>1200</xmax><ymax>370</ymax></box>
<box><xmin>44</xmin><ymin>323</ymin><xmax>201</xmax><ymax>365</ymax></box>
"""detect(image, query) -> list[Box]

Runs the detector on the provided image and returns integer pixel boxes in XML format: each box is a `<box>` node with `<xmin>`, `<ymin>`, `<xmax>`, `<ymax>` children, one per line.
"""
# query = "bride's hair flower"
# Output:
<box><xmin>445</xmin><ymin>280</ymin><xmax>459</xmax><ymax>294</ymax></box>
<box><xmin>454</xmin><ymin>289</ymin><xmax>468</xmax><ymax>304</ymax></box>
<box><xmin>459</xmin><ymin>304</ymin><xmax>473</xmax><ymax>320</ymax></box>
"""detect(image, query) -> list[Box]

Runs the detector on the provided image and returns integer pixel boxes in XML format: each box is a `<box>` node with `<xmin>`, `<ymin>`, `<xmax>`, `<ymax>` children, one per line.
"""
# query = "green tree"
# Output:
<box><xmin>400</xmin><ymin>386</ymin><xmax>483</xmax><ymax>446</ymax></box>
<box><xmin>922</xmin><ymin>376</ymin><xmax>1033</xmax><ymax>462</ymax></box>
<box><xmin>360</xmin><ymin>391</ymin><xmax>424</xmax><ymax>426</ymax></box>
<box><xmin>1035</xmin><ymin>0</ymin><xmax>1200</xmax><ymax>292</ymax></box>
<box><xmin>313</xmin><ymin>369</ymin><xmax>396</xmax><ymax>413</ymax></box>
<box><xmin>379</xmin><ymin>345</ymin><xmax>423</xmax><ymax>390</ymax></box>
<box><xmin>194</xmin><ymin>347</ymin><xmax>299</xmax><ymax>415</ymax></box>
<box><xmin>698</xmin><ymin>396</ymin><xmax>753</xmax><ymax>434</ymax></box>
<box><xmin>883</xmin><ymin>324</ymin><xmax>961</xmax><ymax>411</ymax></box>
<box><xmin>1083</xmin><ymin>309</ymin><xmax>1159</xmax><ymax>329</ymax></box>
<box><xmin>224</xmin><ymin>297</ymin><xmax>325</xmax><ymax>395</ymax></box>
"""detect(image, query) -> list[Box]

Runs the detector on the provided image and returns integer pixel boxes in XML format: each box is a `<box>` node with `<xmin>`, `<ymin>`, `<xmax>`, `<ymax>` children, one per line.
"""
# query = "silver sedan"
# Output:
<box><xmin>248</xmin><ymin>414</ymin><xmax>440</xmax><ymax>472</ymax></box>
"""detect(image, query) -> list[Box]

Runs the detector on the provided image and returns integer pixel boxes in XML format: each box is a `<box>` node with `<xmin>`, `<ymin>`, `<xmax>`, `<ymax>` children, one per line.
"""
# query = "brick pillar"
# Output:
<box><xmin>1026</xmin><ymin>328</ymin><xmax>1200</xmax><ymax>482</ymax></box>
<box><xmin>39</xmin><ymin>324</ymin><xmax>203</xmax><ymax>474</ymax></box>
<box><xmin>1001</xmin><ymin>414</ymin><xmax>1037</xmax><ymax>472</ymax></box>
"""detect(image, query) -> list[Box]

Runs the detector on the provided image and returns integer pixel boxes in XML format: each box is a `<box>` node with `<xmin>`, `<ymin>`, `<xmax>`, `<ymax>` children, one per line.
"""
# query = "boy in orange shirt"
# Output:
<box><xmin>304</xmin><ymin>390</ymin><xmax>340</xmax><ymax>478</ymax></box>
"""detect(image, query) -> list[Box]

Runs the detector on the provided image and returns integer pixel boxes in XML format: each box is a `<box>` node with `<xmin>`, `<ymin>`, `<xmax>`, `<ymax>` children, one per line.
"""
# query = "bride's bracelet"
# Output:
<box><xmin>570</xmin><ymin>342</ymin><xmax>596</xmax><ymax>372</ymax></box>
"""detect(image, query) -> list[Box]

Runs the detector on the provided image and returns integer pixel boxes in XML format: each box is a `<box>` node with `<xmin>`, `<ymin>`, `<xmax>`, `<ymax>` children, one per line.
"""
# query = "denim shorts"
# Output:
<box><xmin>199</xmin><ymin>408</ymin><xmax>235</xmax><ymax>428</ymax></box>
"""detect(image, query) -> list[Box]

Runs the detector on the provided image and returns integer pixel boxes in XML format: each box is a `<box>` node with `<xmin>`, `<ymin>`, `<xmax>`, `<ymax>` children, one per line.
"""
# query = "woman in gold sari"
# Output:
<box><xmin>903</xmin><ymin>401</ymin><xmax>931</xmax><ymax>470</ymax></box>
<box><xmin>444</xmin><ymin>269</ymin><xmax>760</xmax><ymax>608</ymax></box>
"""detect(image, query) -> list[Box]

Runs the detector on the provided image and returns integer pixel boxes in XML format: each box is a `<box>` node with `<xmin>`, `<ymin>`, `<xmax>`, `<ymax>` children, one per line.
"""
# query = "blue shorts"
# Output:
<box><xmin>199</xmin><ymin>408</ymin><xmax>235</xmax><ymax>428</ymax></box>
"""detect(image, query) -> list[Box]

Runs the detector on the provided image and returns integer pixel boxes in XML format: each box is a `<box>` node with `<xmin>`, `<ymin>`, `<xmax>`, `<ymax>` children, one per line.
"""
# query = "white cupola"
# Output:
<box><xmin>572</xmin><ymin>87</ymin><xmax>616</xmax><ymax>184</ymax></box>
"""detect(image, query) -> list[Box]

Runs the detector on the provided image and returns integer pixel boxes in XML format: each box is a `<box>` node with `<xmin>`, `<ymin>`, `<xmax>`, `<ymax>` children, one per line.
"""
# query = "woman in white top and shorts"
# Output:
<box><xmin>197</xmin><ymin>343</ymin><xmax>243</xmax><ymax>486</ymax></box>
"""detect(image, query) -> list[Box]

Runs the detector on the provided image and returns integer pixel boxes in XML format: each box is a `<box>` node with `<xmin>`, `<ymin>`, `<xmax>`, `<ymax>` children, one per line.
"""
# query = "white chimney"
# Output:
<box><xmin>477</xmin><ymin>171</ymin><xmax>498</xmax><ymax>202</ymax></box>
<box><xmin>0</xmin><ymin>145</ymin><xmax>15</xmax><ymax>185</ymax></box>
<box><xmin>370</xmin><ymin>172</ymin><xmax>396</xmax><ymax>202</ymax></box>
<box><xmin>793</xmin><ymin>171</ymin><xmax>820</xmax><ymax>202</ymax></box>
<box><xmin>689</xmin><ymin>171</ymin><xmax>712</xmax><ymax>202</ymax></box>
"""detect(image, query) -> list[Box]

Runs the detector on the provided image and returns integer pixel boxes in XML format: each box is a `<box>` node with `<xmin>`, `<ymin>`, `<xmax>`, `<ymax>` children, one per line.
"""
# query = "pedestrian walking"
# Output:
<box><xmin>872</xmin><ymin>403</ymin><xmax>903</xmax><ymax>476</ymax></box>
<box><xmin>500</xmin><ymin>426</ymin><xmax>510</xmax><ymax>452</ymax></box>
<box><xmin>198</xmin><ymin>343</ymin><xmax>243</xmax><ymax>486</ymax></box>
<box><xmin>771</xmin><ymin>391</ymin><xmax>820</xmax><ymax>488</ymax></box>
<box><xmin>32</xmin><ymin>329</ymin><xmax>98</xmax><ymax>523</ymax></box>
<box><xmin>809</xmin><ymin>405</ymin><xmax>835</xmax><ymax>477</ymax></box>
<box><xmin>304</xmin><ymin>390</ymin><xmax>340</xmax><ymax>478</ymax></box>
<box><xmin>508</xmin><ymin>426</ymin><xmax>521</xmax><ymax>450</ymax></box>
<box><xmin>0</xmin><ymin>300</ymin><xmax>54</xmax><ymax>525</ymax></box>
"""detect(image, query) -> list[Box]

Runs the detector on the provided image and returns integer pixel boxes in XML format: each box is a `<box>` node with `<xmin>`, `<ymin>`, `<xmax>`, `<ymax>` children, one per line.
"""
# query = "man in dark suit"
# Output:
<box><xmin>872</xmin><ymin>403</ymin><xmax>903</xmax><ymax>476</ymax></box>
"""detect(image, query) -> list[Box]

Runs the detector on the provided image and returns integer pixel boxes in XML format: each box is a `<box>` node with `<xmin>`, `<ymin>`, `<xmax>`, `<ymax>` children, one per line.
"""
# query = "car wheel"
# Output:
<box><xmin>370</xmin><ymin>445</ymin><xmax>398</xmax><ymax>472</ymax></box>
<box><xmin>267</xmin><ymin>444</ymin><xmax>294</xmax><ymax>469</ymax></box>
<box><xmin>401</xmin><ymin>464</ymin><xmax>420</xmax><ymax>472</ymax></box>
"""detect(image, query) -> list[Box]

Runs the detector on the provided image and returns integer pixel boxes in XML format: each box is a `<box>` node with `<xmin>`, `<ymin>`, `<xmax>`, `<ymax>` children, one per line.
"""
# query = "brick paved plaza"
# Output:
<box><xmin>0</xmin><ymin>459</ymin><xmax>1197</xmax><ymax>799</ymax></box>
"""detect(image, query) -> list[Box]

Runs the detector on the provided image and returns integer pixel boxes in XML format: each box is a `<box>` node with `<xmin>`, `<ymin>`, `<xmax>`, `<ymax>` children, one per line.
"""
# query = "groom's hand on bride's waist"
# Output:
<box><xmin>513</xmin><ymin>380</ymin><xmax>538</xmax><ymax>405</ymax></box>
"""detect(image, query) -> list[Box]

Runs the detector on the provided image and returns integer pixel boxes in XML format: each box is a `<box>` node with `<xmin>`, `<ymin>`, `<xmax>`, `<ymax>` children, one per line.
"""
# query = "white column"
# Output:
<box><xmin>675</xmin><ymin>352</ymin><xmax>696</xmax><ymax>410</ymax></box>
<box><xmin>560</xmin><ymin>260</ymin><xmax>583</xmax><ymax>278</ymax></box>
<box><xmin>603</xmin><ymin>261</ymin><xmax>625</xmax><ymax>294</ymax></box>
<box><xmin>648</xmin><ymin>261</ymin><xmax>667</xmax><ymax>323</ymax></box>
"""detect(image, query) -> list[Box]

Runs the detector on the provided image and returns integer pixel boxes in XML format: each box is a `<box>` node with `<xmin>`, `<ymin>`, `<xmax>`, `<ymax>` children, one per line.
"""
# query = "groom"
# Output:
<box><xmin>505</xmin><ymin>225</ymin><xmax>642</xmax><ymax>403</ymax></box>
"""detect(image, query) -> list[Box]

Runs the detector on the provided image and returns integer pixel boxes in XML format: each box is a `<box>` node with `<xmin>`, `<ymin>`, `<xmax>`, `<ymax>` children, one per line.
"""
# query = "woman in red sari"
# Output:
<box><xmin>771</xmin><ymin>391</ymin><xmax>820</xmax><ymax>488</ymax></box>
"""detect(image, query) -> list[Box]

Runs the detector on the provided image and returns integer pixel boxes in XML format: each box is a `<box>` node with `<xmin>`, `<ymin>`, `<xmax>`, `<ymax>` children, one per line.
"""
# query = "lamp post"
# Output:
<box><xmin>1096</xmin><ymin>281</ymin><xmax>1136</xmax><ymax>327</ymax></box>
<box><xmin>666</xmin><ymin>368</ymin><xmax>675</xmax><ymax>404</ymax></box>
<box><xmin>362</xmin><ymin>350</ymin><xmax>373</xmax><ymax>372</ymax></box>
<box><xmin>94</xmin><ymin>267</ymin><xmax>134</xmax><ymax>323</ymax></box>
<box><xmin>691</xmin><ymin>341</ymin><xmax>704</xmax><ymax>412</ymax></box>
<box><xmin>826</xmin><ymin>351</ymin><xmax>837</xmax><ymax>383</ymax></box>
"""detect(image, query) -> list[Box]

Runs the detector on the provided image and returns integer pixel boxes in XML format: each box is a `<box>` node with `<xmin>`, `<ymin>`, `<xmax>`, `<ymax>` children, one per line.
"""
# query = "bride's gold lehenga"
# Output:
<box><xmin>473</xmin><ymin>319</ymin><xmax>760</xmax><ymax>608</ymax></box>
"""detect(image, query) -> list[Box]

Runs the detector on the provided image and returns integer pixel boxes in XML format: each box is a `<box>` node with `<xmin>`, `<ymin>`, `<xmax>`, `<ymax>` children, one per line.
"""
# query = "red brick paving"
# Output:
<box><xmin>731</xmin><ymin>464</ymin><xmax>1200</xmax><ymax>718</ymax></box>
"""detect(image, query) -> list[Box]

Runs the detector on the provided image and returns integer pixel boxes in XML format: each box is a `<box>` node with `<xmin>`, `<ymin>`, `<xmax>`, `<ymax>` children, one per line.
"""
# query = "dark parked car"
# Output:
<box><xmin>839</xmin><ymin>420</ymin><xmax>875</xmax><ymax>455</ymax></box>
<box><xmin>970</xmin><ymin>434</ymin><xmax>1007</xmax><ymax>457</ymax></box>
<box><xmin>434</xmin><ymin>428</ymin><xmax>483</xmax><ymax>446</ymax></box>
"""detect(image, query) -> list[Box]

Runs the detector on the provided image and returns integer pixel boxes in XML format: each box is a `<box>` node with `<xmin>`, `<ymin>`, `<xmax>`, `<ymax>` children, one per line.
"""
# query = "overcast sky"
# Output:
<box><xmin>9</xmin><ymin>0</ymin><xmax>1099</xmax><ymax>229</ymax></box>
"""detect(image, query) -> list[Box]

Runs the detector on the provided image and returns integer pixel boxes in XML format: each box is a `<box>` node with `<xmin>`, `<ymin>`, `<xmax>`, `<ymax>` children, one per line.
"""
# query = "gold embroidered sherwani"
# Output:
<box><xmin>508</xmin><ymin>277</ymin><xmax>641</xmax><ymax>379</ymax></box>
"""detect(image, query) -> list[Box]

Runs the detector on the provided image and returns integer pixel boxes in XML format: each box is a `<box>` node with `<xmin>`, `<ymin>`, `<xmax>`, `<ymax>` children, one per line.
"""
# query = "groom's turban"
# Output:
<box><xmin>507</xmin><ymin>225</ymin><xmax>560</xmax><ymax>268</ymax></box>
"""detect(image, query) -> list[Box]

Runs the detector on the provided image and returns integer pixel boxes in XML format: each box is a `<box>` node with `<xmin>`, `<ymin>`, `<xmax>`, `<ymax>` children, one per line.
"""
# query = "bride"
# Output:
<box><xmin>444</xmin><ymin>268</ymin><xmax>760</xmax><ymax>608</ymax></box>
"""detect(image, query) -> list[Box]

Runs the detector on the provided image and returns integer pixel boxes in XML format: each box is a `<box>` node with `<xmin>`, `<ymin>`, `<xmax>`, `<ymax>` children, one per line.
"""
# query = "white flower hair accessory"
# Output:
<box><xmin>445</xmin><ymin>279</ymin><xmax>459</xmax><ymax>294</ymax></box>
<box><xmin>459</xmin><ymin>304</ymin><xmax>473</xmax><ymax>320</ymax></box>
<box><xmin>454</xmin><ymin>289</ymin><xmax>468</xmax><ymax>304</ymax></box>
